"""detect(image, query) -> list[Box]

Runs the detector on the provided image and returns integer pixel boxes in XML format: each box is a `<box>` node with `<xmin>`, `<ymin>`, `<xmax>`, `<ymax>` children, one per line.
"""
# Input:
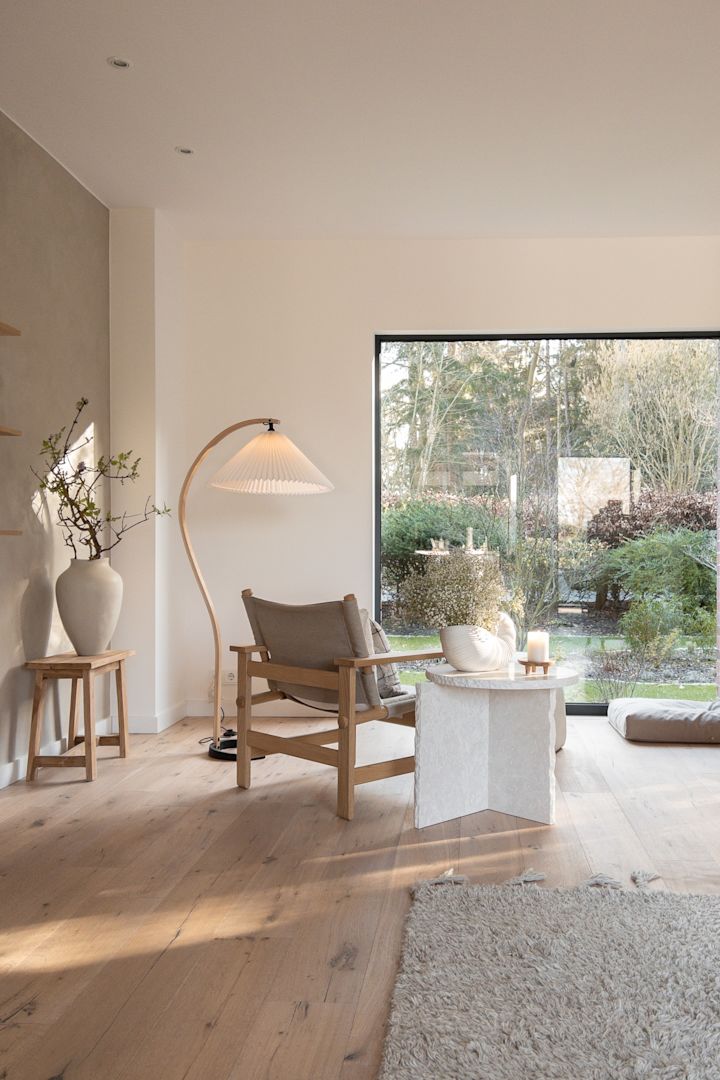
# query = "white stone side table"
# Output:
<box><xmin>415</xmin><ymin>664</ymin><xmax>579</xmax><ymax>829</ymax></box>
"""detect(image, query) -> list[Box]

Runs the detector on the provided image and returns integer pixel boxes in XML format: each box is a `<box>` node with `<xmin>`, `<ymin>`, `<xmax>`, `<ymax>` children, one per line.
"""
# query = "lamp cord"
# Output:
<box><xmin>198</xmin><ymin>708</ymin><xmax>231</xmax><ymax>745</ymax></box>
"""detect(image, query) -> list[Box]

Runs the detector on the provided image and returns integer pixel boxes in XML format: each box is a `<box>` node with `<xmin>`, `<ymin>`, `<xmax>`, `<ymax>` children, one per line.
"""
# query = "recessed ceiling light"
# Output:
<box><xmin>174</xmin><ymin>146</ymin><xmax>195</xmax><ymax>156</ymax></box>
<box><xmin>107</xmin><ymin>56</ymin><xmax>133</xmax><ymax>69</ymax></box>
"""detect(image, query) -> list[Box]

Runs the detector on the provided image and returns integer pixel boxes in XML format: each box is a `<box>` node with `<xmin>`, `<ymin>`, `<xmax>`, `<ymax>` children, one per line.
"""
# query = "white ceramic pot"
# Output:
<box><xmin>55</xmin><ymin>558</ymin><xmax>123</xmax><ymax>656</ymax></box>
<box><xmin>440</xmin><ymin>620</ymin><xmax>515</xmax><ymax>673</ymax></box>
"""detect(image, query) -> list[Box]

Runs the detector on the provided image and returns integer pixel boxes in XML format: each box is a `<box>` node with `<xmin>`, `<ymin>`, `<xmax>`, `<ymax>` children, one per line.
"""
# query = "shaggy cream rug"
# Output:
<box><xmin>379</xmin><ymin>880</ymin><xmax>720</xmax><ymax>1079</ymax></box>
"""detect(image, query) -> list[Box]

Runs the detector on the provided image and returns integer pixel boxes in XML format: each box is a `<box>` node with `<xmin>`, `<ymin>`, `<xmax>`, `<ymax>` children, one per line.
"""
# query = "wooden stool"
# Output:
<box><xmin>24</xmin><ymin>651</ymin><xmax>135</xmax><ymax>782</ymax></box>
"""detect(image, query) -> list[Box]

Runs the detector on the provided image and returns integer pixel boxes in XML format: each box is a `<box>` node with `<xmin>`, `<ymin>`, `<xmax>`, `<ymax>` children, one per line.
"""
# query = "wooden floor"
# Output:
<box><xmin>0</xmin><ymin>714</ymin><xmax>719</xmax><ymax>1080</ymax></box>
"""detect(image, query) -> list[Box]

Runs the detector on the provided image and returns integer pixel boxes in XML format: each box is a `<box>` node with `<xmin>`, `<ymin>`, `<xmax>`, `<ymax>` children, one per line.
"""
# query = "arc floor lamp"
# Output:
<box><xmin>179</xmin><ymin>418</ymin><xmax>333</xmax><ymax>754</ymax></box>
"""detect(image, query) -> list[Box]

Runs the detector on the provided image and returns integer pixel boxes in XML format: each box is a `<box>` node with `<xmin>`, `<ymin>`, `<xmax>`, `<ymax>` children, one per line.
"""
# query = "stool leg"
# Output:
<box><xmin>68</xmin><ymin>677</ymin><xmax>80</xmax><ymax>750</ymax></box>
<box><xmin>115</xmin><ymin>661</ymin><xmax>129</xmax><ymax>758</ymax></box>
<box><xmin>82</xmin><ymin>671</ymin><xmax>97</xmax><ymax>781</ymax></box>
<box><xmin>26</xmin><ymin>672</ymin><xmax>46</xmax><ymax>782</ymax></box>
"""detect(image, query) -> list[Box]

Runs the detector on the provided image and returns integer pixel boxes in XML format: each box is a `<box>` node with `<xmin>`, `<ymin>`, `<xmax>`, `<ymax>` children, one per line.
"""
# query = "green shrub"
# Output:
<box><xmin>607</xmin><ymin>528</ymin><xmax>716</xmax><ymax>615</ymax></box>
<box><xmin>381</xmin><ymin>495</ymin><xmax>506</xmax><ymax>592</ymax></box>
<box><xmin>558</xmin><ymin>535</ymin><xmax>608</xmax><ymax>595</ymax></box>
<box><xmin>683</xmin><ymin>607</ymin><xmax>717</xmax><ymax>648</ymax></box>
<box><xmin>398</xmin><ymin>550</ymin><xmax>504</xmax><ymax>630</ymax></box>
<box><xmin>619</xmin><ymin>598</ymin><xmax>681</xmax><ymax>661</ymax></box>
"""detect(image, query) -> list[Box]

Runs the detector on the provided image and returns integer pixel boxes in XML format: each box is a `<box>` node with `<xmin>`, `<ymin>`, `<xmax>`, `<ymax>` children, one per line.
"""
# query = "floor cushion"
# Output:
<box><xmin>608</xmin><ymin>697</ymin><xmax>720</xmax><ymax>743</ymax></box>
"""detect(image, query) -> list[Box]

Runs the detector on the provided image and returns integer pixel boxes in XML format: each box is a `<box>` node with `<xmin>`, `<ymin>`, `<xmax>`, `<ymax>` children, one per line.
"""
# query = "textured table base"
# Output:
<box><xmin>414</xmin><ymin>682</ymin><xmax>557</xmax><ymax>828</ymax></box>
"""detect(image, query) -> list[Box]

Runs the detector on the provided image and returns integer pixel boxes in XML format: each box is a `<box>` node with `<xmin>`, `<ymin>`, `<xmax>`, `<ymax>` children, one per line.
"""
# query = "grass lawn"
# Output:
<box><xmin>396</xmin><ymin>668</ymin><xmax>715</xmax><ymax>702</ymax></box>
<box><xmin>388</xmin><ymin>634</ymin><xmax>441</xmax><ymax>651</ymax></box>
<box><xmin>551</xmin><ymin>633</ymin><xmax>624</xmax><ymax>655</ymax></box>
<box><xmin>575</xmin><ymin>681</ymin><xmax>715</xmax><ymax>703</ymax></box>
<box><xmin>387</xmin><ymin>634</ymin><xmax>715</xmax><ymax>703</ymax></box>
<box><xmin>387</xmin><ymin>632</ymin><xmax>626</xmax><ymax>653</ymax></box>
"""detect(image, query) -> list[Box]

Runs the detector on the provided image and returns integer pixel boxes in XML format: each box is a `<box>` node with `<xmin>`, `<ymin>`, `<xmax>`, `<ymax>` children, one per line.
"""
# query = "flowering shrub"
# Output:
<box><xmin>398</xmin><ymin>550</ymin><xmax>504</xmax><ymax>630</ymax></box>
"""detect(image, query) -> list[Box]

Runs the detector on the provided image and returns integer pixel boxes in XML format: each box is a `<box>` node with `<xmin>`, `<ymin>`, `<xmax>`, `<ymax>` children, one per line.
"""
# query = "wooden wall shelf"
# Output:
<box><xmin>0</xmin><ymin>425</ymin><xmax>22</xmax><ymax>437</ymax></box>
<box><xmin>0</xmin><ymin>321</ymin><xmax>20</xmax><ymax>336</ymax></box>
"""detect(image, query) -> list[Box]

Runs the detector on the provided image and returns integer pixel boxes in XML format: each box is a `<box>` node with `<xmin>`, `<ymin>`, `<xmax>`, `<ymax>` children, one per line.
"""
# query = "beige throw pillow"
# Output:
<box><xmin>359</xmin><ymin>609</ymin><xmax>405</xmax><ymax>698</ymax></box>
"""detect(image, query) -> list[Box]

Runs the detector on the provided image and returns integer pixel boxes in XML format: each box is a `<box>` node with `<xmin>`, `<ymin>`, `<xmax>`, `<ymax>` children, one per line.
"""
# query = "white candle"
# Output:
<box><xmin>526</xmin><ymin>631</ymin><xmax>549</xmax><ymax>663</ymax></box>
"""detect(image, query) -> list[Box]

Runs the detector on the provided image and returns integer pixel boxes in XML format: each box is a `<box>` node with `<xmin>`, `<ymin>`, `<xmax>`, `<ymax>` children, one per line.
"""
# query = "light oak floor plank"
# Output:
<box><xmin>0</xmin><ymin>714</ymin><xmax>719</xmax><ymax>1079</ymax></box>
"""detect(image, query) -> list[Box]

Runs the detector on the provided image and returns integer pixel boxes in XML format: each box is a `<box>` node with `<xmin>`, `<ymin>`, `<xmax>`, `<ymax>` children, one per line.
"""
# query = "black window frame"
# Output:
<box><xmin>374</xmin><ymin>330</ymin><xmax>720</xmax><ymax>716</ymax></box>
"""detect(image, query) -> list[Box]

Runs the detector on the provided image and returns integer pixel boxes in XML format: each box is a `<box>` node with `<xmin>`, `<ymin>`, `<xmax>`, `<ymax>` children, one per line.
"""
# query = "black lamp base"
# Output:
<box><xmin>207</xmin><ymin>730</ymin><xmax>265</xmax><ymax>762</ymax></box>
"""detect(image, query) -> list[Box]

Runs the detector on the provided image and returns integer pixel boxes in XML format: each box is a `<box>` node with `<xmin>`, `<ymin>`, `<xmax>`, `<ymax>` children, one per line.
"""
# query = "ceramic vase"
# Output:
<box><xmin>55</xmin><ymin>558</ymin><xmax>123</xmax><ymax>656</ymax></box>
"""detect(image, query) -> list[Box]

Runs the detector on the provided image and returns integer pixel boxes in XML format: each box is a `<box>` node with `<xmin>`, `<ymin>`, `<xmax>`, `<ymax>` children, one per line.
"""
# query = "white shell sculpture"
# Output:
<box><xmin>440</xmin><ymin>612</ymin><xmax>517</xmax><ymax>673</ymax></box>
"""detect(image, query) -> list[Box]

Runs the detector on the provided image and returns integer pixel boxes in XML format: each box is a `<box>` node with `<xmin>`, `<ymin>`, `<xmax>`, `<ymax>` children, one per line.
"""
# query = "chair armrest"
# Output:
<box><xmin>248</xmin><ymin>658</ymin><xmax>339</xmax><ymax>690</ymax></box>
<box><xmin>334</xmin><ymin>650</ymin><xmax>443</xmax><ymax>668</ymax></box>
<box><xmin>229</xmin><ymin>644</ymin><xmax>269</xmax><ymax>656</ymax></box>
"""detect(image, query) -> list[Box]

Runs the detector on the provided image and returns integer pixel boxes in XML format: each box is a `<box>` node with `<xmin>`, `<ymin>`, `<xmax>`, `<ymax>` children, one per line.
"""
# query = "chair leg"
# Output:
<box><xmin>236</xmin><ymin>650</ymin><xmax>251</xmax><ymax>789</ymax></box>
<box><xmin>337</xmin><ymin>667</ymin><xmax>357</xmax><ymax>820</ymax></box>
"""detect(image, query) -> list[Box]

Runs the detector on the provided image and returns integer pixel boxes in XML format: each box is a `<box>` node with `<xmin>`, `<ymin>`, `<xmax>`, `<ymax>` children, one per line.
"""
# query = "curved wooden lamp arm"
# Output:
<box><xmin>178</xmin><ymin>417</ymin><xmax>279</xmax><ymax>746</ymax></box>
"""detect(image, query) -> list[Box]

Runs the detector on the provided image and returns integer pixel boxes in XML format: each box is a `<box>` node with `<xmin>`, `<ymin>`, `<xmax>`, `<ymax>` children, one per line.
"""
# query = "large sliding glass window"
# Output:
<box><xmin>376</xmin><ymin>335</ymin><xmax>719</xmax><ymax>709</ymax></box>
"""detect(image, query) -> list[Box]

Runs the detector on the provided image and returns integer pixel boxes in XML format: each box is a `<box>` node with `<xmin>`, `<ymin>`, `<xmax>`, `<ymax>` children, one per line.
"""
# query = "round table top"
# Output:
<box><xmin>425</xmin><ymin>662</ymin><xmax>580</xmax><ymax>691</ymax></box>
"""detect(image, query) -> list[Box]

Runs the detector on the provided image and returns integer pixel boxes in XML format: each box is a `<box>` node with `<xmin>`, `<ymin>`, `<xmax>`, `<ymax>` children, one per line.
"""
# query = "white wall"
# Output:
<box><xmin>160</xmin><ymin>234</ymin><xmax>720</xmax><ymax>713</ymax></box>
<box><xmin>154</xmin><ymin>212</ymin><xmax>191</xmax><ymax>726</ymax></box>
<box><xmin>110</xmin><ymin>209</ymin><xmax>158</xmax><ymax>725</ymax></box>
<box><xmin>109</xmin><ymin>208</ymin><xmax>187</xmax><ymax>731</ymax></box>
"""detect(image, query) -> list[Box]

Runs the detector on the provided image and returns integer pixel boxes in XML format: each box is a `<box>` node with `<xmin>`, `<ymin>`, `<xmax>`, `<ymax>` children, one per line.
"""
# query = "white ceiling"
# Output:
<box><xmin>1</xmin><ymin>0</ymin><xmax>719</xmax><ymax>238</ymax></box>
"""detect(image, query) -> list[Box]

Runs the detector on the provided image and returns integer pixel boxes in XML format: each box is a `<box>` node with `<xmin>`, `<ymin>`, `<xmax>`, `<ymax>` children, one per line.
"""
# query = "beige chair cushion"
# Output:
<box><xmin>243</xmin><ymin>593</ymin><xmax>381</xmax><ymax>708</ymax></box>
<box><xmin>608</xmin><ymin>697</ymin><xmax>720</xmax><ymax>743</ymax></box>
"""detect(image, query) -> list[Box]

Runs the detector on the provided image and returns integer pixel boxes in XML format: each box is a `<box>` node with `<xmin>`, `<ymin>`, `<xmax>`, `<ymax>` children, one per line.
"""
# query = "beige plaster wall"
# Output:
<box><xmin>0</xmin><ymin>110</ymin><xmax>109</xmax><ymax>784</ymax></box>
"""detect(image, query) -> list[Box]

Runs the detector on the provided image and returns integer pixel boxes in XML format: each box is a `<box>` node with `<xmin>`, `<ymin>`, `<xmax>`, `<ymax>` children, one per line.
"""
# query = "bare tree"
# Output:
<box><xmin>586</xmin><ymin>340</ymin><xmax>718</xmax><ymax>493</ymax></box>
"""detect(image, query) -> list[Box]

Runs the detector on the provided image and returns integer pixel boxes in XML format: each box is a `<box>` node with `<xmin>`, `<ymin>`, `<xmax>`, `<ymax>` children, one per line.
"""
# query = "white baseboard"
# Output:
<box><xmin>0</xmin><ymin>716</ymin><xmax>112</xmax><ymax>790</ymax></box>
<box><xmin>155</xmin><ymin>700</ymin><xmax>187</xmax><ymax>731</ymax></box>
<box><xmin>123</xmin><ymin>700</ymin><xmax>187</xmax><ymax>734</ymax></box>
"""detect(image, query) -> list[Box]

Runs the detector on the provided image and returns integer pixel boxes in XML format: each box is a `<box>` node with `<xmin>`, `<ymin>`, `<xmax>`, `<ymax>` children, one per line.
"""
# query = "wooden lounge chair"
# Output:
<box><xmin>231</xmin><ymin>589</ymin><xmax>442</xmax><ymax>819</ymax></box>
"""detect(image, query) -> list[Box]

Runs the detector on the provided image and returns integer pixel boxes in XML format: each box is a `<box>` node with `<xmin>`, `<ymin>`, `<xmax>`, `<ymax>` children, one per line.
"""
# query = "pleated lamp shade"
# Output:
<box><xmin>209</xmin><ymin>430</ymin><xmax>333</xmax><ymax>495</ymax></box>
